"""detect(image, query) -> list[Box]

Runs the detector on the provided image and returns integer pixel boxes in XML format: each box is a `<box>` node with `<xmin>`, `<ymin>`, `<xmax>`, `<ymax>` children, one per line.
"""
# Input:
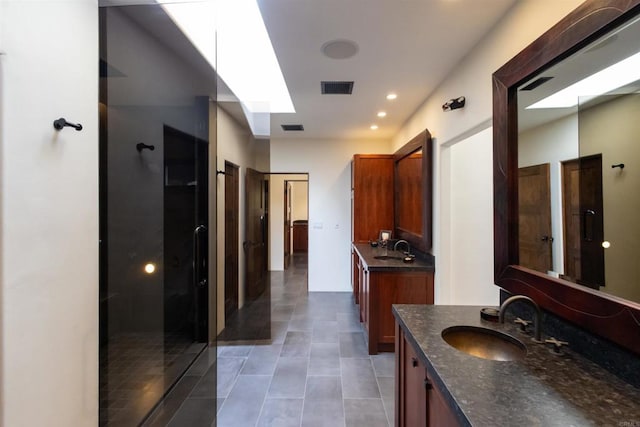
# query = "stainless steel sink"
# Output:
<box><xmin>373</xmin><ymin>255</ymin><xmax>403</xmax><ymax>260</ymax></box>
<box><xmin>441</xmin><ymin>326</ymin><xmax>526</xmax><ymax>361</ymax></box>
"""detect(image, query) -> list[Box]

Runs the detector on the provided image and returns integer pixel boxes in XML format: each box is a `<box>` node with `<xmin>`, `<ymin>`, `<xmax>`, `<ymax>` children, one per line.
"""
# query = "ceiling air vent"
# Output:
<box><xmin>520</xmin><ymin>76</ymin><xmax>553</xmax><ymax>91</ymax></box>
<box><xmin>321</xmin><ymin>81</ymin><xmax>354</xmax><ymax>95</ymax></box>
<box><xmin>281</xmin><ymin>124</ymin><xmax>304</xmax><ymax>131</ymax></box>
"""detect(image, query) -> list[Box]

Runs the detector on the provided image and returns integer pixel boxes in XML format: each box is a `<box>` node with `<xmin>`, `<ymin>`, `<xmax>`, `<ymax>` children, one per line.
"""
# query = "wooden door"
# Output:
<box><xmin>283</xmin><ymin>182</ymin><xmax>291</xmax><ymax>269</ymax></box>
<box><xmin>518</xmin><ymin>164</ymin><xmax>553</xmax><ymax>273</ymax></box>
<box><xmin>579</xmin><ymin>155</ymin><xmax>605</xmax><ymax>288</ymax></box>
<box><xmin>224</xmin><ymin>162</ymin><xmax>239</xmax><ymax>320</ymax></box>
<box><xmin>562</xmin><ymin>159</ymin><xmax>581</xmax><ymax>281</ymax></box>
<box><xmin>244</xmin><ymin>168</ymin><xmax>268</xmax><ymax>301</ymax></box>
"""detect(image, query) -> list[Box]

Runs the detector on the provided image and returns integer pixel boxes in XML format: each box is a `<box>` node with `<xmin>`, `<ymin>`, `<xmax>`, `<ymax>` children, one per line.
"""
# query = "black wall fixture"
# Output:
<box><xmin>53</xmin><ymin>117</ymin><xmax>83</xmax><ymax>131</ymax></box>
<box><xmin>611</xmin><ymin>163</ymin><xmax>625</xmax><ymax>170</ymax></box>
<box><xmin>442</xmin><ymin>96</ymin><xmax>466</xmax><ymax>111</ymax></box>
<box><xmin>136</xmin><ymin>142</ymin><xmax>155</xmax><ymax>152</ymax></box>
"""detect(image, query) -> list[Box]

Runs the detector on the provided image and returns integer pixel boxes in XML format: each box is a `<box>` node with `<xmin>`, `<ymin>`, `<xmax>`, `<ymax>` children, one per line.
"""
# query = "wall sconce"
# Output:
<box><xmin>442</xmin><ymin>96</ymin><xmax>466</xmax><ymax>111</ymax></box>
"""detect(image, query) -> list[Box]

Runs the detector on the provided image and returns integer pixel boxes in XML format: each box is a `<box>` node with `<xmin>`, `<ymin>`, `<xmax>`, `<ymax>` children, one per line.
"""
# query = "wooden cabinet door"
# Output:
<box><xmin>397</xmin><ymin>326</ymin><xmax>427</xmax><ymax>426</ymax></box>
<box><xmin>352</xmin><ymin>155</ymin><xmax>394</xmax><ymax>242</ymax></box>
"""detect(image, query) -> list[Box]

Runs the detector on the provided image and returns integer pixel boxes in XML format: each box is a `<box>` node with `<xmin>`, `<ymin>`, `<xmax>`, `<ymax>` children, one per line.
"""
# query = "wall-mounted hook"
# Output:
<box><xmin>216</xmin><ymin>170</ymin><xmax>226</xmax><ymax>176</ymax></box>
<box><xmin>136</xmin><ymin>143</ymin><xmax>155</xmax><ymax>152</ymax></box>
<box><xmin>53</xmin><ymin>118</ymin><xmax>83</xmax><ymax>131</ymax></box>
<box><xmin>611</xmin><ymin>163</ymin><xmax>625</xmax><ymax>170</ymax></box>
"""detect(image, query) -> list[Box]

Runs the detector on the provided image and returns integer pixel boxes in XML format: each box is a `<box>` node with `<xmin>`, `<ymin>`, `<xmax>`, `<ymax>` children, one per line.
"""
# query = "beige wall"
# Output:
<box><xmin>215</xmin><ymin>106</ymin><xmax>256</xmax><ymax>333</ymax></box>
<box><xmin>0</xmin><ymin>1</ymin><xmax>99</xmax><ymax>425</ymax></box>
<box><xmin>291</xmin><ymin>181</ymin><xmax>308</xmax><ymax>222</ymax></box>
<box><xmin>579</xmin><ymin>95</ymin><xmax>640</xmax><ymax>302</ymax></box>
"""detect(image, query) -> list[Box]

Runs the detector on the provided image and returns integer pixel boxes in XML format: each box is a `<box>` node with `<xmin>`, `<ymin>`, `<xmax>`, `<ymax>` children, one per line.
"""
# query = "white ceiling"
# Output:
<box><xmin>251</xmin><ymin>0</ymin><xmax>517</xmax><ymax>140</ymax></box>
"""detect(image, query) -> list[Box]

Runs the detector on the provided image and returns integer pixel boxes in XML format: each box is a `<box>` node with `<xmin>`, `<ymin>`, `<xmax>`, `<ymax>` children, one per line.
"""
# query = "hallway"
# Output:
<box><xmin>216</xmin><ymin>254</ymin><xmax>395</xmax><ymax>427</ymax></box>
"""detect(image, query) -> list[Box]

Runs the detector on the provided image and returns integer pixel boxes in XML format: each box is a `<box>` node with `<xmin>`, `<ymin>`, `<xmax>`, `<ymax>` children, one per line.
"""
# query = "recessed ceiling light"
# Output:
<box><xmin>386</xmin><ymin>93</ymin><xmax>397</xmax><ymax>100</ymax></box>
<box><xmin>370</xmin><ymin>125</ymin><xmax>379</xmax><ymax>130</ymax></box>
<box><xmin>377</xmin><ymin>111</ymin><xmax>387</xmax><ymax>118</ymax></box>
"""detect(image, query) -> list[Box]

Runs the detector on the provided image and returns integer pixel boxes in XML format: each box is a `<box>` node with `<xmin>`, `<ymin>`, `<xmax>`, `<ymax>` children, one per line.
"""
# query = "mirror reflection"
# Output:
<box><xmin>396</xmin><ymin>148</ymin><xmax>423</xmax><ymax>239</ymax></box>
<box><xmin>517</xmin><ymin>16</ymin><xmax>640</xmax><ymax>303</ymax></box>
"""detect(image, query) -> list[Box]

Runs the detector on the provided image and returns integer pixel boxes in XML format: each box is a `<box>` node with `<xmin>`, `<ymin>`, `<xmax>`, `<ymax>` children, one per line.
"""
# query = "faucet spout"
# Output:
<box><xmin>393</xmin><ymin>239</ymin><xmax>410</xmax><ymax>254</ymax></box>
<box><xmin>499</xmin><ymin>295</ymin><xmax>543</xmax><ymax>342</ymax></box>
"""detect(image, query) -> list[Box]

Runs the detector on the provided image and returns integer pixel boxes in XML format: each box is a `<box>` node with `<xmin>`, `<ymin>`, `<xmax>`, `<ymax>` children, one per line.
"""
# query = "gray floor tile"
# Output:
<box><xmin>337</xmin><ymin>313</ymin><xmax>362</xmax><ymax>332</ymax></box>
<box><xmin>310</xmin><ymin>343</ymin><xmax>340</xmax><ymax>359</ymax></box>
<box><xmin>288</xmin><ymin>315</ymin><xmax>314</xmax><ymax>331</ymax></box>
<box><xmin>307</xmin><ymin>357</ymin><xmax>340</xmax><ymax>376</ymax></box>
<box><xmin>305</xmin><ymin>376</ymin><xmax>342</xmax><ymax>400</ymax></box>
<box><xmin>280</xmin><ymin>331</ymin><xmax>311</xmax><ymax>357</ymax></box>
<box><xmin>241</xmin><ymin>344</ymin><xmax>282</xmax><ymax>375</ymax></box>
<box><xmin>256</xmin><ymin>398</ymin><xmax>303</xmax><ymax>427</ymax></box>
<box><xmin>166</xmin><ymin>398</ymin><xmax>217</xmax><ymax>427</ymax></box>
<box><xmin>311</xmin><ymin>326</ymin><xmax>339</xmax><ymax>343</ymax></box>
<box><xmin>217</xmin><ymin>375</ymin><xmax>271</xmax><ymax>427</ymax></box>
<box><xmin>339</xmin><ymin>332</ymin><xmax>369</xmax><ymax>358</ymax></box>
<box><xmin>341</xmin><ymin>358</ymin><xmax>381</xmax><ymax>399</ymax></box>
<box><xmin>301</xmin><ymin>399</ymin><xmax>345</xmax><ymax>427</ymax></box>
<box><xmin>268</xmin><ymin>358</ymin><xmax>308</xmax><ymax>398</ymax></box>
<box><xmin>271</xmin><ymin>321</ymin><xmax>289</xmax><ymax>344</ymax></box>
<box><xmin>218</xmin><ymin>345</ymin><xmax>254</xmax><ymax>357</ymax></box>
<box><xmin>344</xmin><ymin>398</ymin><xmax>389</xmax><ymax>427</ymax></box>
<box><xmin>377</xmin><ymin>376</ymin><xmax>395</xmax><ymax>400</ymax></box>
<box><xmin>216</xmin><ymin>358</ymin><xmax>246</xmax><ymax>398</ymax></box>
<box><xmin>371</xmin><ymin>353</ymin><xmax>395</xmax><ymax>377</ymax></box>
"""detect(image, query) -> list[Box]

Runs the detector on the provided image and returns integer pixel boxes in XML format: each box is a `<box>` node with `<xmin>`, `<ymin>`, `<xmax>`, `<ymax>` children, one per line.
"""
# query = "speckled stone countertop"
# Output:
<box><xmin>392</xmin><ymin>304</ymin><xmax>640</xmax><ymax>427</ymax></box>
<box><xmin>352</xmin><ymin>243</ymin><xmax>434</xmax><ymax>272</ymax></box>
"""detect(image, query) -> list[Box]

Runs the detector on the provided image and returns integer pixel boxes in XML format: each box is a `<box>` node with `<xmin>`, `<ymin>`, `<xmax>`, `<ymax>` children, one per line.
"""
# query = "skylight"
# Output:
<box><xmin>527</xmin><ymin>50</ymin><xmax>640</xmax><ymax>109</ymax></box>
<box><xmin>161</xmin><ymin>0</ymin><xmax>295</xmax><ymax>115</ymax></box>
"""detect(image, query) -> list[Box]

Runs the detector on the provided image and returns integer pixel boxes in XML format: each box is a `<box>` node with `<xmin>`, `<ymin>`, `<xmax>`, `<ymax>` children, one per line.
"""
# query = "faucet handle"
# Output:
<box><xmin>545</xmin><ymin>337</ymin><xmax>569</xmax><ymax>353</ymax></box>
<box><xmin>514</xmin><ymin>317</ymin><xmax>531</xmax><ymax>332</ymax></box>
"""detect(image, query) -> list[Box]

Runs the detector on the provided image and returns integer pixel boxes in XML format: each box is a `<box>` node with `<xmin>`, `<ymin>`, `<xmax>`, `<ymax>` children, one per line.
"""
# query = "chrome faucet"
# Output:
<box><xmin>499</xmin><ymin>295</ymin><xmax>543</xmax><ymax>342</ymax></box>
<box><xmin>393</xmin><ymin>239</ymin><xmax>410</xmax><ymax>254</ymax></box>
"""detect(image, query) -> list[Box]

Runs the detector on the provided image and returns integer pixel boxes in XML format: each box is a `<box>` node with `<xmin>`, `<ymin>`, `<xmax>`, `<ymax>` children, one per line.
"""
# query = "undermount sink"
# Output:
<box><xmin>441</xmin><ymin>326</ymin><xmax>527</xmax><ymax>361</ymax></box>
<box><xmin>373</xmin><ymin>255</ymin><xmax>403</xmax><ymax>260</ymax></box>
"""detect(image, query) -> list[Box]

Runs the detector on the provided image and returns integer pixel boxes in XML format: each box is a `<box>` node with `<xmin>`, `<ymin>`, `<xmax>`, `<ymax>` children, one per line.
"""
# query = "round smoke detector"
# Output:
<box><xmin>321</xmin><ymin>39</ymin><xmax>359</xmax><ymax>59</ymax></box>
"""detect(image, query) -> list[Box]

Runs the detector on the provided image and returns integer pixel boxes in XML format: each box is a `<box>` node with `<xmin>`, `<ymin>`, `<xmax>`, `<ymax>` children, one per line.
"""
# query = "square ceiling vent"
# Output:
<box><xmin>321</xmin><ymin>81</ymin><xmax>354</xmax><ymax>95</ymax></box>
<box><xmin>281</xmin><ymin>124</ymin><xmax>304</xmax><ymax>131</ymax></box>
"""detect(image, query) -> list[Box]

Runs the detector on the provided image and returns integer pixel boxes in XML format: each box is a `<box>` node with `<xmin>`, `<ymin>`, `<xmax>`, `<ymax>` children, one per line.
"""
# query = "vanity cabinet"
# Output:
<box><xmin>396</xmin><ymin>324</ymin><xmax>459</xmax><ymax>427</ymax></box>
<box><xmin>353</xmin><ymin>244</ymin><xmax>434</xmax><ymax>354</ymax></box>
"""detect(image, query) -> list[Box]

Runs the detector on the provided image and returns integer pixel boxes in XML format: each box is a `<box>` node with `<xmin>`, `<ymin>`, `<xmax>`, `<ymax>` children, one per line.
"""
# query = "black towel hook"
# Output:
<box><xmin>136</xmin><ymin>143</ymin><xmax>155</xmax><ymax>152</ymax></box>
<box><xmin>53</xmin><ymin>118</ymin><xmax>82</xmax><ymax>131</ymax></box>
<box><xmin>611</xmin><ymin>163</ymin><xmax>625</xmax><ymax>170</ymax></box>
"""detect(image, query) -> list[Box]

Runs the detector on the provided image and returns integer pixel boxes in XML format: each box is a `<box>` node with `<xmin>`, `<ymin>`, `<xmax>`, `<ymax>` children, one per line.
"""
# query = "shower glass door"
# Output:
<box><xmin>99</xmin><ymin>3</ymin><xmax>216</xmax><ymax>425</ymax></box>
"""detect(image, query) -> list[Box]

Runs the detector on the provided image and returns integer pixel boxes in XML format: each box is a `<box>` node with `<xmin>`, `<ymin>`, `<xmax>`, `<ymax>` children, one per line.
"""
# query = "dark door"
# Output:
<box><xmin>244</xmin><ymin>168</ymin><xmax>268</xmax><ymax>301</ymax></box>
<box><xmin>163</xmin><ymin>124</ymin><xmax>208</xmax><ymax>343</ymax></box>
<box><xmin>224</xmin><ymin>161</ymin><xmax>239</xmax><ymax>320</ymax></box>
<box><xmin>284</xmin><ymin>181</ymin><xmax>292</xmax><ymax>269</ymax></box>
<box><xmin>579</xmin><ymin>154</ymin><xmax>605</xmax><ymax>289</ymax></box>
<box><xmin>518</xmin><ymin>163</ymin><xmax>553</xmax><ymax>273</ymax></box>
<box><xmin>562</xmin><ymin>159</ymin><xmax>581</xmax><ymax>281</ymax></box>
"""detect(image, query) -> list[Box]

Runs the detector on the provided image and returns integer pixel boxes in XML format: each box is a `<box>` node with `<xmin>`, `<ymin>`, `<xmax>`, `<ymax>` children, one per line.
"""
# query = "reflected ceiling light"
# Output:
<box><xmin>144</xmin><ymin>263</ymin><xmax>156</xmax><ymax>274</ymax></box>
<box><xmin>527</xmin><ymin>50</ymin><xmax>640</xmax><ymax>109</ymax></box>
<box><xmin>386</xmin><ymin>93</ymin><xmax>397</xmax><ymax>100</ymax></box>
<box><xmin>602</xmin><ymin>241</ymin><xmax>611</xmax><ymax>249</ymax></box>
<box><xmin>370</xmin><ymin>124</ymin><xmax>379</xmax><ymax>130</ymax></box>
<box><xmin>162</xmin><ymin>0</ymin><xmax>295</xmax><ymax>115</ymax></box>
<box><xmin>377</xmin><ymin>111</ymin><xmax>387</xmax><ymax>118</ymax></box>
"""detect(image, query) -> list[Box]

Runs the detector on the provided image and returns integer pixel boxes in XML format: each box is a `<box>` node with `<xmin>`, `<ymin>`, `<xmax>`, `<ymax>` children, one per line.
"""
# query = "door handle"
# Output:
<box><xmin>541</xmin><ymin>235</ymin><xmax>554</xmax><ymax>242</ymax></box>
<box><xmin>193</xmin><ymin>225</ymin><xmax>207</xmax><ymax>288</ymax></box>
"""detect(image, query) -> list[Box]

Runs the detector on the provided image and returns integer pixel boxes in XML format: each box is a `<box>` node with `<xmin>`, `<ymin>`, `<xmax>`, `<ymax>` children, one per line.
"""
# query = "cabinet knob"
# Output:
<box><xmin>424</xmin><ymin>379</ymin><xmax>433</xmax><ymax>390</ymax></box>
<box><xmin>411</xmin><ymin>357</ymin><xmax>418</xmax><ymax>367</ymax></box>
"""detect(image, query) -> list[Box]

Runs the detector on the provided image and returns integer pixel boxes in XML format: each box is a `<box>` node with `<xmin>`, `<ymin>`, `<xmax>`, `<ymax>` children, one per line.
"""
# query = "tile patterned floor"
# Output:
<box><xmin>216</xmin><ymin>255</ymin><xmax>394</xmax><ymax>427</ymax></box>
<box><xmin>144</xmin><ymin>254</ymin><xmax>395</xmax><ymax>426</ymax></box>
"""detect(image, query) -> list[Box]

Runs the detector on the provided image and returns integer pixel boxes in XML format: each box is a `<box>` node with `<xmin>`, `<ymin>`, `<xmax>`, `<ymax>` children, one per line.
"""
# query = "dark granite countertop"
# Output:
<box><xmin>352</xmin><ymin>243</ymin><xmax>435</xmax><ymax>272</ymax></box>
<box><xmin>392</xmin><ymin>304</ymin><xmax>640</xmax><ymax>427</ymax></box>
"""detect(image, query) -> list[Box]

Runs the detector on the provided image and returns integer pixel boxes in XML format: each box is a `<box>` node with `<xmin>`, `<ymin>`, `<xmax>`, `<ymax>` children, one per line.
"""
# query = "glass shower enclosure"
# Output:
<box><xmin>98</xmin><ymin>3</ymin><xmax>216</xmax><ymax>425</ymax></box>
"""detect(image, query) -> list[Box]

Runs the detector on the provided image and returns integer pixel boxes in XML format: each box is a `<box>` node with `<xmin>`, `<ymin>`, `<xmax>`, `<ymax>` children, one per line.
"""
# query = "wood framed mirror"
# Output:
<box><xmin>493</xmin><ymin>0</ymin><xmax>640</xmax><ymax>354</ymax></box>
<box><xmin>394</xmin><ymin>129</ymin><xmax>433</xmax><ymax>253</ymax></box>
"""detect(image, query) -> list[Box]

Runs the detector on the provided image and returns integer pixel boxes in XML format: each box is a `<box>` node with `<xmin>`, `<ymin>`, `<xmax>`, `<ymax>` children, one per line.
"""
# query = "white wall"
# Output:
<box><xmin>291</xmin><ymin>181</ymin><xmax>308</xmax><ymax>222</ymax></box>
<box><xmin>270</xmin><ymin>138</ymin><xmax>391</xmax><ymax>291</ymax></box>
<box><xmin>216</xmin><ymin>106</ymin><xmax>255</xmax><ymax>333</ymax></box>
<box><xmin>0</xmin><ymin>1</ymin><xmax>99</xmax><ymax>425</ymax></box>
<box><xmin>393</xmin><ymin>0</ymin><xmax>582</xmax><ymax>305</ymax></box>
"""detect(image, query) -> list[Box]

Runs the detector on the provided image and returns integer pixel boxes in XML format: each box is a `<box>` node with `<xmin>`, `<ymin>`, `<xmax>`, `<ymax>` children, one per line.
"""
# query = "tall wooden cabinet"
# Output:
<box><xmin>351</xmin><ymin>154</ymin><xmax>395</xmax><ymax>242</ymax></box>
<box><xmin>351</xmin><ymin>155</ymin><xmax>394</xmax><ymax>300</ymax></box>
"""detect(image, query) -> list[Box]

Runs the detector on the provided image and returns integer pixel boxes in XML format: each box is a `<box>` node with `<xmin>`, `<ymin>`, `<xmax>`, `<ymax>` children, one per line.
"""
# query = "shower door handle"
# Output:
<box><xmin>194</xmin><ymin>225</ymin><xmax>207</xmax><ymax>288</ymax></box>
